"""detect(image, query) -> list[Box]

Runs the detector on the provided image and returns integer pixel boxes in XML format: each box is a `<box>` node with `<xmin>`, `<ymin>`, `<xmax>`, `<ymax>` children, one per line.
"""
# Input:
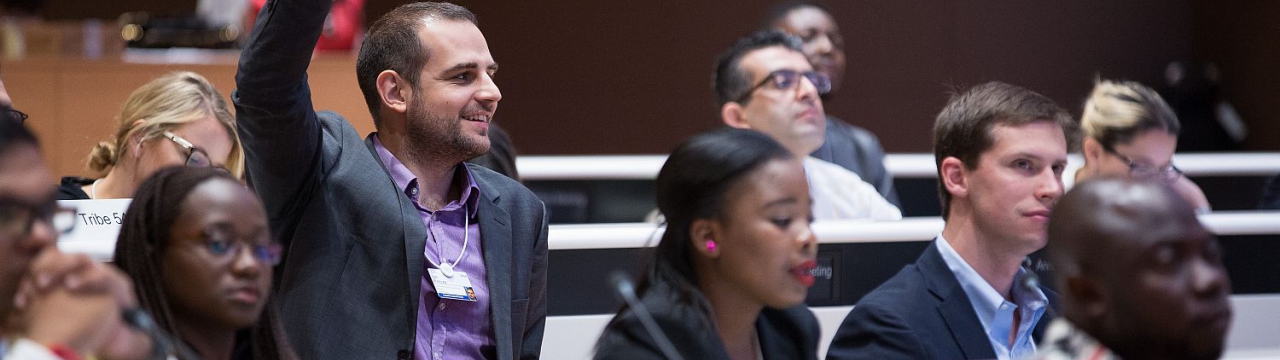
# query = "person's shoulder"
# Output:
<box><xmin>56</xmin><ymin>176</ymin><xmax>93</xmax><ymax>200</ymax></box>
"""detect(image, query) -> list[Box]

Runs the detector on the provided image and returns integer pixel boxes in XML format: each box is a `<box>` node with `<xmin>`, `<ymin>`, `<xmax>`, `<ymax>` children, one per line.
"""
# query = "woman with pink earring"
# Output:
<box><xmin>595</xmin><ymin>128</ymin><xmax>821</xmax><ymax>360</ymax></box>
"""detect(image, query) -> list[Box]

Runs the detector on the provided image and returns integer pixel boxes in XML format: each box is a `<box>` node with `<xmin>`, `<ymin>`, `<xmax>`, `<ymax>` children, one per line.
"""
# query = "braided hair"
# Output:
<box><xmin>113</xmin><ymin>166</ymin><xmax>296</xmax><ymax>360</ymax></box>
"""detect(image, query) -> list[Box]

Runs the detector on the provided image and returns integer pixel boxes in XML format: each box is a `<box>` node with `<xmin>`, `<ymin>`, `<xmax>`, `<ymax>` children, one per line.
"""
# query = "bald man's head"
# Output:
<box><xmin>1047</xmin><ymin>178</ymin><xmax>1232</xmax><ymax>360</ymax></box>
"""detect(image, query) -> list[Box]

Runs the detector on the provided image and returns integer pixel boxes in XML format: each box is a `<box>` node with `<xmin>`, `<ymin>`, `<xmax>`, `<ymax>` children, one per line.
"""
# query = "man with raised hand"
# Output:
<box><xmin>235</xmin><ymin>1</ymin><xmax>548</xmax><ymax>359</ymax></box>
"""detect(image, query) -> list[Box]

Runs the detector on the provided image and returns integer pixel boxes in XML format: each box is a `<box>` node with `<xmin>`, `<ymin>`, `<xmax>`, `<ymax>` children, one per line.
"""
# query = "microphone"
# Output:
<box><xmin>122</xmin><ymin>308</ymin><xmax>207</xmax><ymax>360</ymax></box>
<box><xmin>607</xmin><ymin>271</ymin><xmax>684</xmax><ymax>360</ymax></box>
<box><xmin>1019</xmin><ymin>256</ymin><xmax>1041</xmax><ymax>294</ymax></box>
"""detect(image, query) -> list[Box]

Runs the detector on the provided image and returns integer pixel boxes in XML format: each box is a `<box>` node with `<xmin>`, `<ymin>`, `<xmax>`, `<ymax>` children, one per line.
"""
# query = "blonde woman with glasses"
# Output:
<box><xmin>1076</xmin><ymin>79</ymin><xmax>1211</xmax><ymax>213</ymax></box>
<box><xmin>58</xmin><ymin>71</ymin><xmax>243</xmax><ymax>200</ymax></box>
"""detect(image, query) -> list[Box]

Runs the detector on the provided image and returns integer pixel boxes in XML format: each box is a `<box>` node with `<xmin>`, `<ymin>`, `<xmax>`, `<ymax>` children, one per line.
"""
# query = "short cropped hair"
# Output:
<box><xmin>1080</xmin><ymin>79</ymin><xmax>1179</xmax><ymax>150</ymax></box>
<box><xmin>711</xmin><ymin>30</ymin><xmax>805</xmax><ymax>107</ymax></box>
<box><xmin>933</xmin><ymin>81</ymin><xmax>1079</xmax><ymax>219</ymax></box>
<box><xmin>356</xmin><ymin>2</ymin><xmax>477</xmax><ymax>128</ymax></box>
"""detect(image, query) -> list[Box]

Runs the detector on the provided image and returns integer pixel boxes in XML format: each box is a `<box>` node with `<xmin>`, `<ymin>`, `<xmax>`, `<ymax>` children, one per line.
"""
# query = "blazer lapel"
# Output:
<box><xmin>477</xmin><ymin>181</ymin><xmax>514</xmax><ymax>360</ymax></box>
<box><xmin>364</xmin><ymin>137</ymin><xmax>428</xmax><ymax>334</ymax></box>
<box><xmin>919</xmin><ymin>242</ymin><xmax>997</xmax><ymax>360</ymax></box>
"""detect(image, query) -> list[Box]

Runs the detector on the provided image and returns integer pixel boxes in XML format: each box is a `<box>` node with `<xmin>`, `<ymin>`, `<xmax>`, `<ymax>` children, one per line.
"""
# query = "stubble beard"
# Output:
<box><xmin>404</xmin><ymin>99</ymin><xmax>490</xmax><ymax>166</ymax></box>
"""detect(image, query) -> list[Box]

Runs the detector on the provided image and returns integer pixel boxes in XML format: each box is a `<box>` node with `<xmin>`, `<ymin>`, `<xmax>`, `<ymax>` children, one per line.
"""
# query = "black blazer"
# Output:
<box><xmin>235</xmin><ymin>0</ymin><xmax>548</xmax><ymax>359</ymax></box>
<box><xmin>826</xmin><ymin>241</ymin><xmax>1056</xmax><ymax>360</ymax></box>
<box><xmin>594</xmin><ymin>281</ymin><xmax>820</xmax><ymax>360</ymax></box>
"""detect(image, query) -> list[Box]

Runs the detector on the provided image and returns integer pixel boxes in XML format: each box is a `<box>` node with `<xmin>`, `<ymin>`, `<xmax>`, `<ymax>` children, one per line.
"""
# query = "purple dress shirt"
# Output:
<box><xmin>373</xmin><ymin>136</ymin><xmax>494</xmax><ymax>360</ymax></box>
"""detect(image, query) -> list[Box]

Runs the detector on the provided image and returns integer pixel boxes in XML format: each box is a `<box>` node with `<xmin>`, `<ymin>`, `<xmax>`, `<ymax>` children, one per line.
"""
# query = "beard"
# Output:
<box><xmin>403</xmin><ymin>95</ymin><xmax>491</xmax><ymax>164</ymax></box>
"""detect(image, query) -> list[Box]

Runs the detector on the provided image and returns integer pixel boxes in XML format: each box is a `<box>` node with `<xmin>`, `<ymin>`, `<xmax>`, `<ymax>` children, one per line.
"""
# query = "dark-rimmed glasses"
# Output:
<box><xmin>734</xmin><ymin>69</ymin><xmax>831</xmax><ymax>104</ymax></box>
<box><xmin>0</xmin><ymin>196</ymin><xmax>76</xmax><ymax>237</ymax></box>
<box><xmin>1</xmin><ymin>106</ymin><xmax>28</xmax><ymax>124</ymax></box>
<box><xmin>162</xmin><ymin>131</ymin><xmax>213</xmax><ymax>168</ymax></box>
<box><xmin>1105</xmin><ymin>147</ymin><xmax>1183</xmax><ymax>183</ymax></box>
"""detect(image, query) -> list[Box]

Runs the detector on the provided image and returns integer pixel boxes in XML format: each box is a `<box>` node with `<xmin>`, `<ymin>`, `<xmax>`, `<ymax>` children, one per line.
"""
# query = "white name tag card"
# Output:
<box><xmin>56</xmin><ymin>199</ymin><xmax>132</xmax><ymax>261</ymax></box>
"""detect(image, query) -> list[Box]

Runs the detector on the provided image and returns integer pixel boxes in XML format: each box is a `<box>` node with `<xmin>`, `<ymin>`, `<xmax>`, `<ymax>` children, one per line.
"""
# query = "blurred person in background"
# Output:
<box><xmin>1034</xmin><ymin>178</ymin><xmax>1231</xmax><ymax>360</ymax></box>
<box><xmin>713</xmin><ymin>30</ymin><xmax>900</xmax><ymax>220</ymax></box>
<box><xmin>1161</xmin><ymin>60</ymin><xmax>1246</xmax><ymax>152</ymax></box>
<box><xmin>765</xmin><ymin>1</ymin><xmax>899</xmax><ymax>207</ymax></box>
<box><xmin>113</xmin><ymin>166</ymin><xmax>295</xmax><ymax>360</ymax></box>
<box><xmin>1074</xmin><ymin>79</ymin><xmax>1210</xmax><ymax>213</ymax></box>
<box><xmin>59</xmin><ymin>71</ymin><xmax>242</xmax><ymax>200</ymax></box>
<box><xmin>595</xmin><ymin>128</ymin><xmax>820</xmax><ymax>360</ymax></box>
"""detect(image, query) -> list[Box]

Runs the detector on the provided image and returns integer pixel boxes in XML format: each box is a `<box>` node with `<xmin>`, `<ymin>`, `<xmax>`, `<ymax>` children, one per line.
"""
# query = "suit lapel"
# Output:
<box><xmin>476</xmin><ymin>172</ymin><xmax>514</xmax><ymax>360</ymax></box>
<box><xmin>364</xmin><ymin>137</ymin><xmax>428</xmax><ymax>336</ymax></box>
<box><xmin>919</xmin><ymin>241</ymin><xmax>997</xmax><ymax>360</ymax></box>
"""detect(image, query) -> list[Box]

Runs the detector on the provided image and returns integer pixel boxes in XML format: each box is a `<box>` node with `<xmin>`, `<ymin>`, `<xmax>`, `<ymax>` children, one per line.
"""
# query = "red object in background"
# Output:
<box><xmin>249</xmin><ymin>0</ymin><xmax>364</xmax><ymax>51</ymax></box>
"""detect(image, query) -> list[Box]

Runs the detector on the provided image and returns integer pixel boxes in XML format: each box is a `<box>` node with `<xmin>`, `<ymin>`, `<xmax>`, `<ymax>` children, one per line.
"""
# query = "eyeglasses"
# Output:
<box><xmin>1</xmin><ymin>106</ymin><xmax>28</xmax><ymax>124</ymax></box>
<box><xmin>0</xmin><ymin>196</ymin><xmax>76</xmax><ymax>237</ymax></box>
<box><xmin>734</xmin><ymin>69</ymin><xmax>831</xmax><ymax>104</ymax></box>
<box><xmin>200</xmin><ymin>227</ymin><xmax>283</xmax><ymax>266</ymax></box>
<box><xmin>162</xmin><ymin>131</ymin><xmax>213</xmax><ymax>168</ymax></box>
<box><xmin>1105</xmin><ymin>147</ymin><xmax>1183</xmax><ymax>183</ymax></box>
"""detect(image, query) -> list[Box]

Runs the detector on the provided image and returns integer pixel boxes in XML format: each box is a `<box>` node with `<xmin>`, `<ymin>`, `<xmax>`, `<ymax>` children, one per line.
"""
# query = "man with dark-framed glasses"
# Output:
<box><xmin>712</xmin><ymin>30</ymin><xmax>900</xmax><ymax>220</ymax></box>
<box><xmin>0</xmin><ymin>86</ymin><xmax>149</xmax><ymax>360</ymax></box>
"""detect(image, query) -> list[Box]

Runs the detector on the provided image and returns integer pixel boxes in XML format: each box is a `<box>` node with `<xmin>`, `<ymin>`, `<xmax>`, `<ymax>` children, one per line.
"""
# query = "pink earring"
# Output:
<box><xmin>706</xmin><ymin>240</ymin><xmax>717</xmax><ymax>252</ymax></box>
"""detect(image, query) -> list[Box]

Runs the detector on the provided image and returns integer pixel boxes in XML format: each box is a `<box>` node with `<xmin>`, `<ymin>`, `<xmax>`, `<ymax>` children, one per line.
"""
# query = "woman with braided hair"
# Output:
<box><xmin>113</xmin><ymin>166</ymin><xmax>295</xmax><ymax>360</ymax></box>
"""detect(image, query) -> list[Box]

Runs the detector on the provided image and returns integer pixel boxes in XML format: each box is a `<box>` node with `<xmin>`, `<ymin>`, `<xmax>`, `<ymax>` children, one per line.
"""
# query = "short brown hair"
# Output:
<box><xmin>932</xmin><ymin>81</ymin><xmax>1079</xmax><ymax>219</ymax></box>
<box><xmin>356</xmin><ymin>2</ymin><xmax>477</xmax><ymax>128</ymax></box>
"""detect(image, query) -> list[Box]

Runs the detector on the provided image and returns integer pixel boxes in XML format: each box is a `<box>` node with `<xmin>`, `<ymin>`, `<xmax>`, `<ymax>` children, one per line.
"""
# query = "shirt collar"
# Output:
<box><xmin>935</xmin><ymin>235</ymin><xmax>1048</xmax><ymax>328</ymax></box>
<box><xmin>371</xmin><ymin>134</ymin><xmax>481</xmax><ymax>215</ymax></box>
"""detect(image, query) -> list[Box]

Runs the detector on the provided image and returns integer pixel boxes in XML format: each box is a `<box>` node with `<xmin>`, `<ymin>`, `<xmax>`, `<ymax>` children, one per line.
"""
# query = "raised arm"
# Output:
<box><xmin>232</xmin><ymin>0</ymin><xmax>334</xmax><ymax>242</ymax></box>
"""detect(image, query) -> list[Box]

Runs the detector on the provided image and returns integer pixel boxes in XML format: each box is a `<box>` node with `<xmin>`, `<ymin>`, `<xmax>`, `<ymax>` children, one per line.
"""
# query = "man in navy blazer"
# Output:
<box><xmin>827</xmin><ymin>82</ymin><xmax>1079</xmax><ymax>360</ymax></box>
<box><xmin>235</xmin><ymin>1</ymin><xmax>547</xmax><ymax>359</ymax></box>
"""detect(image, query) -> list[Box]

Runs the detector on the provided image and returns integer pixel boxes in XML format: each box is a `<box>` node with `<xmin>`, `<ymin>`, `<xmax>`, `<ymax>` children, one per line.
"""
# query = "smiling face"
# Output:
<box><xmin>728</xmin><ymin>46</ymin><xmax>826</xmax><ymax>157</ymax></box>
<box><xmin>703</xmin><ymin>158</ymin><xmax>817</xmax><ymax>309</ymax></box>
<box><xmin>774</xmin><ymin>6</ymin><xmax>846</xmax><ymax>92</ymax></box>
<box><xmin>403</xmin><ymin>18</ymin><xmax>501</xmax><ymax>162</ymax></box>
<box><xmin>958</xmin><ymin>121</ymin><xmax>1067</xmax><ymax>255</ymax></box>
<box><xmin>162</xmin><ymin>178</ymin><xmax>272</xmax><ymax>333</ymax></box>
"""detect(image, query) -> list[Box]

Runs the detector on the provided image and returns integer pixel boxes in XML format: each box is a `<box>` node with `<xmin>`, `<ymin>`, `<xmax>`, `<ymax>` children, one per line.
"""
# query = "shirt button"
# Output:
<box><xmin>434</xmin><ymin>352</ymin><xmax>442</xmax><ymax>360</ymax></box>
<box><xmin>438</xmin><ymin>302</ymin><xmax>447</xmax><ymax>310</ymax></box>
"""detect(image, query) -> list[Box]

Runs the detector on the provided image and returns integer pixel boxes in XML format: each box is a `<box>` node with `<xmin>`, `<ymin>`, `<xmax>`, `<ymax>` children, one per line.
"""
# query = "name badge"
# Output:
<box><xmin>427</xmin><ymin>268</ymin><xmax>478</xmax><ymax>302</ymax></box>
<box><xmin>57</xmin><ymin>199</ymin><xmax>133</xmax><ymax>261</ymax></box>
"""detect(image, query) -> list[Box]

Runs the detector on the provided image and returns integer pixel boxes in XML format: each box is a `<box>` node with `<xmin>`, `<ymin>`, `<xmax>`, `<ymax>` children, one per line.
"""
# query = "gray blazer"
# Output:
<box><xmin>234</xmin><ymin>1</ymin><xmax>548</xmax><ymax>359</ymax></box>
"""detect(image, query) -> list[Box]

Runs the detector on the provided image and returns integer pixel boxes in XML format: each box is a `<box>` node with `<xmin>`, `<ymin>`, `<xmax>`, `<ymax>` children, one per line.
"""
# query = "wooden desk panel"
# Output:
<box><xmin>4</xmin><ymin>54</ymin><xmax>373</xmax><ymax>178</ymax></box>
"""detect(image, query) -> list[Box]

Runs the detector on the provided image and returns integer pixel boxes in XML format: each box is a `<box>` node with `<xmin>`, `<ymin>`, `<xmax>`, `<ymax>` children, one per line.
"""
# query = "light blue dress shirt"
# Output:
<box><xmin>936</xmin><ymin>236</ymin><xmax>1047</xmax><ymax>360</ymax></box>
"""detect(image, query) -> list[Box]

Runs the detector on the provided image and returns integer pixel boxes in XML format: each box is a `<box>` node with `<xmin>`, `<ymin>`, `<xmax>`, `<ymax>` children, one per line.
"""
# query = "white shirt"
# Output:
<box><xmin>803</xmin><ymin>157</ymin><xmax>902</xmax><ymax>220</ymax></box>
<box><xmin>1</xmin><ymin>338</ymin><xmax>62</xmax><ymax>360</ymax></box>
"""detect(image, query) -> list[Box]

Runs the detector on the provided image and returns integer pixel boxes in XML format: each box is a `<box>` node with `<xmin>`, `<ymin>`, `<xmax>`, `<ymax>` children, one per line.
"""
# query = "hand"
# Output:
<box><xmin>23</xmin><ymin>284</ymin><xmax>119</xmax><ymax>355</ymax></box>
<box><xmin>14</xmin><ymin>248</ymin><xmax>149</xmax><ymax>359</ymax></box>
<box><xmin>15</xmin><ymin>250</ymin><xmax>136</xmax><ymax>309</ymax></box>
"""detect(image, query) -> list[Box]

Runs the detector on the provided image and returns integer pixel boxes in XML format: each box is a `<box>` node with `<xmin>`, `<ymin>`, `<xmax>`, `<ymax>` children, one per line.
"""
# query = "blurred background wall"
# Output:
<box><xmin>18</xmin><ymin>0</ymin><xmax>1280</xmax><ymax>176</ymax></box>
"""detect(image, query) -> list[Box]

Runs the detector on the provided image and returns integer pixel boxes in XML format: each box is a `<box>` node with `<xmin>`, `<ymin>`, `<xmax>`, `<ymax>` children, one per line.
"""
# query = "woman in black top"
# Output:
<box><xmin>114</xmin><ymin>167</ymin><xmax>294</xmax><ymax>360</ymax></box>
<box><xmin>595</xmin><ymin>128</ymin><xmax>821</xmax><ymax>360</ymax></box>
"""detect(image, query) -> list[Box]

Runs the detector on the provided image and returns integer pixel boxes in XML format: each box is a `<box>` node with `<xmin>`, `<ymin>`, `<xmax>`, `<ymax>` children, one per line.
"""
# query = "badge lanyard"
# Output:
<box><xmin>425</xmin><ymin>211</ymin><xmax>469</xmax><ymax>278</ymax></box>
